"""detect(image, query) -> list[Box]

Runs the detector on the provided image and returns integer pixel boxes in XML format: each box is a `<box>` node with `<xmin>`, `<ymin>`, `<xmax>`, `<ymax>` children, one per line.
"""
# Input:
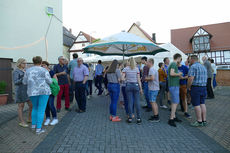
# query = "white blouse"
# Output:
<box><xmin>23</xmin><ymin>66</ymin><xmax>53</xmax><ymax>97</ymax></box>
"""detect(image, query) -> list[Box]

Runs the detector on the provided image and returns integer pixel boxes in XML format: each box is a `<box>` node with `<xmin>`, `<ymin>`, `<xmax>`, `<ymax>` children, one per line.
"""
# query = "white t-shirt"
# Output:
<box><xmin>211</xmin><ymin>63</ymin><xmax>217</xmax><ymax>74</ymax></box>
<box><xmin>148</xmin><ymin>66</ymin><xmax>160</xmax><ymax>91</ymax></box>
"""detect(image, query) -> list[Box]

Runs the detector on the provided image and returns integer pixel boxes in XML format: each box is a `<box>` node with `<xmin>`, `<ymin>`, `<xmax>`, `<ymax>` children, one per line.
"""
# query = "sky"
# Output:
<box><xmin>63</xmin><ymin>0</ymin><xmax>230</xmax><ymax>43</ymax></box>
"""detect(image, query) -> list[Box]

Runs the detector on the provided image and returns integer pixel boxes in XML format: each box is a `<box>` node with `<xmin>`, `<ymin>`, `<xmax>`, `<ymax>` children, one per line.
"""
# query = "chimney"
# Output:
<box><xmin>152</xmin><ymin>33</ymin><xmax>156</xmax><ymax>43</ymax></box>
<box><xmin>69</xmin><ymin>28</ymin><xmax>72</xmax><ymax>33</ymax></box>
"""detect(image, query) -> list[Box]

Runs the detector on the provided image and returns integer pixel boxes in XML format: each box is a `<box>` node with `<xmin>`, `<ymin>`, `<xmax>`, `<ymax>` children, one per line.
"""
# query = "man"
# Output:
<box><xmin>141</xmin><ymin>56</ymin><xmax>151</xmax><ymax>112</ymax></box>
<box><xmin>168</xmin><ymin>53</ymin><xmax>183</xmax><ymax>127</ymax></box>
<box><xmin>202</xmin><ymin>56</ymin><xmax>214</xmax><ymax>99</ymax></box>
<box><xmin>73</xmin><ymin>58</ymin><xmax>89</xmax><ymax>113</ymax></box>
<box><xmin>53</xmin><ymin>56</ymin><xmax>71</xmax><ymax>112</ymax></box>
<box><xmin>178</xmin><ymin>59</ymin><xmax>191</xmax><ymax>118</ymax></box>
<box><xmin>188</xmin><ymin>55</ymin><xmax>207</xmax><ymax>127</ymax></box>
<box><xmin>164</xmin><ymin>57</ymin><xmax>171</xmax><ymax>105</ymax></box>
<box><xmin>68</xmin><ymin>53</ymin><xmax>78</xmax><ymax>102</ymax></box>
<box><xmin>158</xmin><ymin>62</ymin><xmax>168</xmax><ymax>109</ymax></box>
<box><xmin>95</xmin><ymin>60</ymin><xmax>104</xmax><ymax>95</ymax></box>
<box><xmin>145</xmin><ymin>58</ymin><xmax>160</xmax><ymax>122</ymax></box>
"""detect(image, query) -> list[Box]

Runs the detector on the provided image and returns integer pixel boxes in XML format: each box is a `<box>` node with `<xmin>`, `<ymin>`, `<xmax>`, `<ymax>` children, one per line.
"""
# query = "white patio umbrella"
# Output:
<box><xmin>83</xmin><ymin>32</ymin><xmax>168</xmax><ymax>62</ymax></box>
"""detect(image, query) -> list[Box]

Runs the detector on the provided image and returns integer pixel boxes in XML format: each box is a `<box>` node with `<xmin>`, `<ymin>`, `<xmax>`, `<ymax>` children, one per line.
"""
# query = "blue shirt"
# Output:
<box><xmin>49</xmin><ymin>70</ymin><xmax>55</xmax><ymax>78</ymax></box>
<box><xmin>53</xmin><ymin>64</ymin><xmax>69</xmax><ymax>85</ymax></box>
<box><xmin>95</xmin><ymin>64</ymin><xmax>104</xmax><ymax>76</ymax></box>
<box><xmin>178</xmin><ymin>65</ymin><xmax>189</xmax><ymax>85</ymax></box>
<box><xmin>68</xmin><ymin>59</ymin><xmax>78</xmax><ymax>79</ymax></box>
<box><xmin>73</xmin><ymin>64</ymin><xmax>89</xmax><ymax>82</ymax></box>
<box><xmin>188</xmin><ymin>62</ymin><xmax>207</xmax><ymax>86</ymax></box>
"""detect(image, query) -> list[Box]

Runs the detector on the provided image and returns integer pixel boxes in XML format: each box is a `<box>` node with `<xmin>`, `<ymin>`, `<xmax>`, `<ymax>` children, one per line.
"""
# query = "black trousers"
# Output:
<box><xmin>88</xmin><ymin>80</ymin><xmax>93</xmax><ymax>95</ymax></box>
<box><xmin>75</xmin><ymin>82</ymin><xmax>86</xmax><ymax>111</ymax></box>
<box><xmin>207</xmin><ymin>78</ymin><xmax>214</xmax><ymax>98</ymax></box>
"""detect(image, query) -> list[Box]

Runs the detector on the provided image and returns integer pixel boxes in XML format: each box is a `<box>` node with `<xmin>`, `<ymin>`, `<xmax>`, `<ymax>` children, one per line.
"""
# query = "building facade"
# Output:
<box><xmin>0</xmin><ymin>0</ymin><xmax>63</xmax><ymax>64</ymax></box>
<box><xmin>171</xmin><ymin>22</ymin><xmax>230</xmax><ymax>65</ymax></box>
<box><xmin>69</xmin><ymin>31</ymin><xmax>97</xmax><ymax>60</ymax></box>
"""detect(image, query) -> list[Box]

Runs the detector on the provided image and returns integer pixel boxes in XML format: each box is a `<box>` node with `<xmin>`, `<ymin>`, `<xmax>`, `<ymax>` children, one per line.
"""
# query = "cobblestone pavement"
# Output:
<box><xmin>186</xmin><ymin>86</ymin><xmax>230</xmax><ymax>151</ymax></box>
<box><xmin>33</xmin><ymin>92</ymin><xmax>229</xmax><ymax>153</ymax></box>
<box><xmin>0</xmin><ymin>103</ymin><xmax>28</xmax><ymax>125</ymax></box>
<box><xmin>0</xmin><ymin>101</ymin><xmax>74</xmax><ymax>153</ymax></box>
<box><xmin>1</xmin><ymin>87</ymin><xmax>230</xmax><ymax>153</ymax></box>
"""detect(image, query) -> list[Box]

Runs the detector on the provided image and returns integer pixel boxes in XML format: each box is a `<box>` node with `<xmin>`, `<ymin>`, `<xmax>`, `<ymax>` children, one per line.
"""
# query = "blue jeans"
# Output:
<box><xmin>126</xmin><ymin>83</ymin><xmax>141</xmax><ymax>119</ymax></box>
<box><xmin>158</xmin><ymin>82</ymin><xmax>166</xmax><ymax>106</ymax></box>
<box><xmin>75</xmin><ymin>82</ymin><xmax>86</xmax><ymax>111</ymax></box>
<box><xmin>122</xmin><ymin>86</ymin><xmax>134</xmax><ymax>115</ymax></box>
<box><xmin>108</xmin><ymin>83</ymin><xmax>120</xmax><ymax>116</ymax></box>
<box><xmin>142</xmin><ymin>82</ymin><xmax>151</xmax><ymax>108</ymax></box>
<box><xmin>45</xmin><ymin>95</ymin><xmax>57</xmax><ymax>119</ymax></box>
<box><xmin>30</xmin><ymin>95</ymin><xmax>49</xmax><ymax>129</ymax></box>
<box><xmin>213</xmin><ymin>74</ymin><xmax>217</xmax><ymax>88</ymax></box>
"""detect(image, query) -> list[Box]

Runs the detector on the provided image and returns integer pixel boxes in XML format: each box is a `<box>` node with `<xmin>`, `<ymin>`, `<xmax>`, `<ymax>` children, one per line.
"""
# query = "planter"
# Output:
<box><xmin>0</xmin><ymin>94</ymin><xmax>8</xmax><ymax>105</ymax></box>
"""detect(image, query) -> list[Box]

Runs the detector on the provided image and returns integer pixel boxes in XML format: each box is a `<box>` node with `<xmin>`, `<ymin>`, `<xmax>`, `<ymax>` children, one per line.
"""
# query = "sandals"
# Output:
<box><xmin>19</xmin><ymin>122</ymin><xmax>29</xmax><ymax>128</ymax></box>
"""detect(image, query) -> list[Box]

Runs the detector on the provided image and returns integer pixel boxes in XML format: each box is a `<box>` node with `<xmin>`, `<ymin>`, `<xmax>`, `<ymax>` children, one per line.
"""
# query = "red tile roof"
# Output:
<box><xmin>171</xmin><ymin>22</ymin><xmax>230</xmax><ymax>54</ymax></box>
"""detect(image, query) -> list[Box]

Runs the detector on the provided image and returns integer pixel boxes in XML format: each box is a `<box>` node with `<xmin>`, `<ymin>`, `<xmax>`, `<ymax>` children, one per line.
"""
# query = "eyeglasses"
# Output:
<box><xmin>22</xmin><ymin>63</ymin><xmax>27</xmax><ymax>64</ymax></box>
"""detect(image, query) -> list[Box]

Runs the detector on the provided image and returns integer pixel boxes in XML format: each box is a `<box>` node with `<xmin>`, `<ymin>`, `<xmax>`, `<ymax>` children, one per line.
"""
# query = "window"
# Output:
<box><xmin>192</xmin><ymin>28</ymin><xmax>211</xmax><ymax>52</ymax></box>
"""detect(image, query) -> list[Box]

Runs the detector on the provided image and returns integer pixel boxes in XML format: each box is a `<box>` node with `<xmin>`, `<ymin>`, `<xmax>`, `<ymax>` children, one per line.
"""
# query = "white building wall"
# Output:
<box><xmin>0</xmin><ymin>0</ymin><xmax>63</xmax><ymax>64</ymax></box>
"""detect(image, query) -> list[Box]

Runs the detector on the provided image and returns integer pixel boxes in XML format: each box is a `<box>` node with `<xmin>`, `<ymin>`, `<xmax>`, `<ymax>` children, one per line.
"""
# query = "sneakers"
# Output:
<box><xmin>57</xmin><ymin>109</ymin><xmax>61</xmax><ymax>113</ymax></box>
<box><xmin>36</xmin><ymin>128</ymin><xmax>46</xmax><ymax>135</ymax></box>
<box><xmin>203</xmin><ymin>121</ymin><xmax>207</xmax><ymax>126</ymax></box>
<box><xmin>50</xmin><ymin>119</ymin><xmax>58</xmax><ymax>125</ymax></box>
<box><xmin>136</xmin><ymin>118</ymin><xmax>142</xmax><ymax>125</ymax></box>
<box><xmin>111</xmin><ymin>116</ymin><xmax>121</xmax><ymax>122</ymax></box>
<box><xmin>160</xmin><ymin>105</ymin><xmax>168</xmax><ymax>109</ymax></box>
<box><xmin>126</xmin><ymin>118</ymin><xmax>132</xmax><ymax>124</ymax></box>
<box><xmin>44</xmin><ymin>119</ymin><xmax>51</xmax><ymax>126</ymax></box>
<box><xmin>148</xmin><ymin>115</ymin><xmax>160</xmax><ymax>122</ymax></box>
<box><xmin>168</xmin><ymin>119</ymin><xmax>176</xmax><ymax>127</ymax></box>
<box><xmin>174</xmin><ymin>117</ymin><xmax>182</xmax><ymax>122</ymax></box>
<box><xmin>184</xmin><ymin>112</ymin><xmax>192</xmax><ymax>119</ymax></box>
<box><xmin>31</xmin><ymin>125</ymin><xmax>36</xmax><ymax>131</ymax></box>
<box><xmin>191</xmin><ymin>121</ymin><xmax>203</xmax><ymax>127</ymax></box>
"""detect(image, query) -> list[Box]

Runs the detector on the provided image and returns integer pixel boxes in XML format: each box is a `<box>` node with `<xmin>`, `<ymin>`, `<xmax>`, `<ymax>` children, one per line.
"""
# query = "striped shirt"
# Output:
<box><xmin>122</xmin><ymin>66</ymin><xmax>140</xmax><ymax>83</ymax></box>
<box><xmin>188</xmin><ymin>62</ymin><xmax>207</xmax><ymax>86</ymax></box>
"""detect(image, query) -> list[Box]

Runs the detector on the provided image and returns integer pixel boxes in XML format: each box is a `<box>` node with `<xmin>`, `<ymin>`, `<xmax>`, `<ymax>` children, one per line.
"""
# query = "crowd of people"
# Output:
<box><xmin>12</xmin><ymin>52</ymin><xmax>217</xmax><ymax>134</ymax></box>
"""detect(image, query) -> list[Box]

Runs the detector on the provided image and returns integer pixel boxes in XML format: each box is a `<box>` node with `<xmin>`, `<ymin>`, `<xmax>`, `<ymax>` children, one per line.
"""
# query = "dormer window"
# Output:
<box><xmin>191</xmin><ymin>27</ymin><xmax>212</xmax><ymax>52</ymax></box>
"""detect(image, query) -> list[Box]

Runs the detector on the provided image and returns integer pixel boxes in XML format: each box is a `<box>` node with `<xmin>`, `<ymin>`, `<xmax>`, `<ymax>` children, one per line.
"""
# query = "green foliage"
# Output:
<box><xmin>0</xmin><ymin>81</ymin><xmax>7</xmax><ymax>94</ymax></box>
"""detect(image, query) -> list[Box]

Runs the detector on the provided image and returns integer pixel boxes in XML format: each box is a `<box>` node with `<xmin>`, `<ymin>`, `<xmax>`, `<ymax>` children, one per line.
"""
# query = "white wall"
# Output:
<box><xmin>0</xmin><ymin>0</ymin><xmax>63</xmax><ymax>64</ymax></box>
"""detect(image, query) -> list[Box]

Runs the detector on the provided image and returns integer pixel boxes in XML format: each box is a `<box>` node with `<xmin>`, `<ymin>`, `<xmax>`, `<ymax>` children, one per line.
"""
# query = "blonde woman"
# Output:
<box><xmin>122</xmin><ymin>57</ymin><xmax>143</xmax><ymax>124</ymax></box>
<box><xmin>13</xmin><ymin>58</ymin><xmax>32</xmax><ymax>128</ymax></box>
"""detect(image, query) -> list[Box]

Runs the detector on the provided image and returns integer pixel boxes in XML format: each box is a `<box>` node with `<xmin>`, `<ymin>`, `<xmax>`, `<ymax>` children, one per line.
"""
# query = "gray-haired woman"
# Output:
<box><xmin>13</xmin><ymin>58</ymin><xmax>32</xmax><ymax>128</ymax></box>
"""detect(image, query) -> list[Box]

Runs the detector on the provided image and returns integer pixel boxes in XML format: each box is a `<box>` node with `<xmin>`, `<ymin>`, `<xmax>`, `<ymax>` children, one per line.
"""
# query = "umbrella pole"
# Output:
<box><xmin>122</xmin><ymin>44</ymin><xmax>125</xmax><ymax>64</ymax></box>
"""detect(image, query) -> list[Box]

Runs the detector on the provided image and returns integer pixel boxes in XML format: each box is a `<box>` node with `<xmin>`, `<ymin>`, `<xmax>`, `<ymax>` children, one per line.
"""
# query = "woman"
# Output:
<box><xmin>211</xmin><ymin>59</ymin><xmax>217</xmax><ymax>89</ymax></box>
<box><xmin>122</xmin><ymin>57</ymin><xmax>143</xmax><ymax>124</ymax></box>
<box><xmin>107</xmin><ymin>60</ymin><xmax>122</xmax><ymax>122</ymax></box>
<box><xmin>158</xmin><ymin>62</ymin><xmax>168</xmax><ymax>109</ymax></box>
<box><xmin>88</xmin><ymin>63</ymin><xmax>94</xmax><ymax>98</ymax></box>
<box><xmin>23</xmin><ymin>56</ymin><xmax>53</xmax><ymax>135</ymax></box>
<box><xmin>41</xmin><ymin>61</ymin><xmax>59</xmax><ymax>126</ymax></box>
<box><xmin>13</xmin><ymin>58</ymin><xmax>33</xmax><ymax>128</ymax></box>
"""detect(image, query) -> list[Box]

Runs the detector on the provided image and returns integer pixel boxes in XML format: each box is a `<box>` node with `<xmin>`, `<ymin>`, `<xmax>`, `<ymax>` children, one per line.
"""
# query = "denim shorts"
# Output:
<box><xmin>169</xmin><ymin>86</ymin><xmax>180</xmax><ymax>104</ymax></box>
<box><xmin>148</xmin><ymin>90</ymin><xmax>159</xmax><ymax>102</ymax></box>
<box><xmin>191</xmin><ymin>86</ymin><xmax>207</xmax><ymax>106</ymax></box>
